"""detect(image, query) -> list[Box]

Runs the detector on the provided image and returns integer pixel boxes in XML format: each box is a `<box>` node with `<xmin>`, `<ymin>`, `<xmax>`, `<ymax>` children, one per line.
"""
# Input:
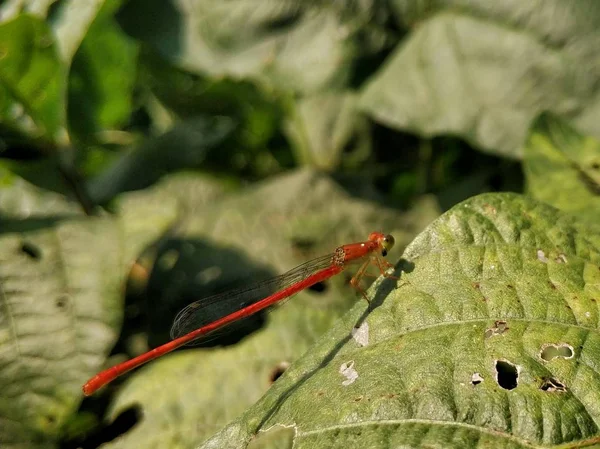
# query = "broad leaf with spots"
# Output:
<box><xmin>201</xmin><ymin>193</ymin><xmax>600</xmax><ymax>449</ymax></box>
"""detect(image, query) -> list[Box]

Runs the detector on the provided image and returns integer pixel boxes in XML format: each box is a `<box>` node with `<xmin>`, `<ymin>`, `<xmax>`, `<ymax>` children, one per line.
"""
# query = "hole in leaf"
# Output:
<box><xmin>540</xmin><ymin>377</ymin><xmax>567</xmax><ymax>393</ymax></box>
<box><xmin>45</xmin><ymin>413</ymin><xmax>56</xmax><ymax>424</ymax></box>
<box><xmin>340</xmin><ymin>360</ymin><xmax>358</xmax><ymax>386</ymax></box>
<box><xmin>270</xmin><ymin>361</ymin><xmax>290</xmax><ymax>383</ymax></box>
<box><xmin>484</xmin><ymin>320</ymin><xmax>509</xmax><ymax>338</ymax></box>
<box><xmin>341</xmin><ymin>135</ymin><xmax>360</xmax><ymax>157</ymax></box>
<box><xmin>471</xmin><ymin>372</ymin><xmax>484</xmax><ymax>385</ymax></box>
<box><xmin>308</xmin><ymin>281</ymin><xmax>327</xmax><ymax>293</ymax></box>
<box><xmin>555</xmin><ymin>254</ymin><xmax>568</xmax><ymax>264</ymax></box>
<box><xmin>540</xmin><ymin>343</ymin><xmax>574</xmax><ymax>361</ymax></box>
<box><xmin>21</xmin><ymin>242</ymin><xmax>41</xmax><ymax>259</ymax></box>
<box><xmin>55</xmin><ymin>295</ymin><xmax>69</xmax><ymax>309</ymax></box>
<box><xmin>482</xmin><ymin>203</ymin><xmax>497</xmax><ymax>215</ymax></box>
<box><xmin>495</xmin><ymin>360</ymin><xmax>518</xmax><ymax>390</ymax></box>
<box><xmin>351</xmin><ymin>322</ymin><xmax>369</xmax><ymax>347</ymax></box>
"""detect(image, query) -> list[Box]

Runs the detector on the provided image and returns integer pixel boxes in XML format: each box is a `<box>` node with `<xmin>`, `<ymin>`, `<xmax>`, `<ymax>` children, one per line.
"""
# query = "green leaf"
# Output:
<box><xmin>284</xmin><ymin>92</ymin><xmax>371</xmax><ymax>170</ymax></box>
<box><xmin>97</xmin><ymin>169</ymin><xmax>441</xmax><ymax>449</ymax></box>
<box><xmin>200</xmin><ymin>193</ymin><xmax>600</xmax><ymax>448</ymax></box>
<box><xmin>360</xmin><ymin>2</ymin><xmax>600</xmax><ymax>157</ymax></box>
<box><xmin>139</xmin><ymin>50</ymin><xmax>287</xmax><ymax>177</ymax></box>
<box><xmin>68</xmin><ymin>5</ymin><xmax>138</xmax><ymax>142</ymax></box>
<box><xmin>0</xmin><ymin>0</ymin><xmax>106</xmax><ymax>36</ymax></box>
<box><xmin>86</xmin><ymin>116</ymin><xmax>236</xmax><ymax>204</ymax></box>
<box><xmin>0</xmin><ymin>216</ymin><xmax>126</xmax><ymax>448</ymax></box>
<box><xmin>523</xmin><ymin>113</ymin><xmax>600</xmax><ymax>224</ymax></box>
<box><xmin>117</xmin><ymin>0</ymin><xmax>370</xmax><ymax>94</ymax></box>
<box><xmin>0</xmin><ymin>14</ymin><xmax>66</xmax><ymax>143</ymax></box>
<box><xmin>0</xmin><ymin>165</ymin><xmax>206</xmax><ymax>448</ymax></box>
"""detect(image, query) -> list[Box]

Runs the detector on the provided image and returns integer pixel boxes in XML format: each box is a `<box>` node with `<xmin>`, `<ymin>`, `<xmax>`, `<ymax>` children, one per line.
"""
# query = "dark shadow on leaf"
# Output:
<box><xmin>123</xmin><ymin>237</ymin><xmax>276</xmax><ymax>350</ymax></box>
<box><xmin>61</xmin><ymin>405</ymin><xmax>141</xmax><ymax>449</ymax></box>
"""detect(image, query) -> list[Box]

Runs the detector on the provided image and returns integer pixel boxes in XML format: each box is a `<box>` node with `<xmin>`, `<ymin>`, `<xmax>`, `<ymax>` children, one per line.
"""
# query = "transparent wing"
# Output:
<box><xmin>169</xmin><ymin>253</ymin><xmax>335</xmax><ymax>343</ymax></box>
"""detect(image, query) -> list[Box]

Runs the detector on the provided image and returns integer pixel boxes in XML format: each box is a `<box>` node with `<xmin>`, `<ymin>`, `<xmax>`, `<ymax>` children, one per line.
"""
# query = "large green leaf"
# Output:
<box><xmin>138</xmin><ymin>50</ymin><xmax>287</xmax><ymax>177</ymax></box>
<box><xmin>0</xmin><ymin>1</ymin><xmax>116</xmax><ymax>148</ymax></box>
<box><xmin>360</xmin><ymin>1</ymin><xmax>600</xmax><ymax>158</ymax></box>
<box><xmin>284</xmin><ymin>92</ymin><xmax>371</xmax><ymax>171</ymax></box>
<box><xmin>0</xmin><ymin>169</ymin><xmax>210</xmax><ymax>448</ymax></box>
<box><xmin>0</xmin><ymin>217</ymin><xmax>126</xmax><ymax>449</ymax></box>
<box><xmin>523</xmin><ymin>113</ymin><xmax>600</xmax><ymax>224</ymax></box>
<box><xmin>200</xmin><ymin>193</ymin><xmax>600</xmax><ymax>448</ymax></box>
<box><xmin>117</xmin><ymin>0</ymin><xmax>379</xmax><ymax>94</ymax></box>
<box><xmin>68</xmin><ymin>2</ymin><xmax>138</xmax><ymax>143</ymax></box>
<box><xmin>97</xmin><ymin>169</ymin><xmax>441</xmax><ymax>449</ymax></box>
<box><xmin>0</xmin><ymin>15</ymin><xmax>66</xmax><ymax>143</ymax></box>
<box><xmin>116</xmin><ymin>1</ymin><xmax>392</xmax><ymax>173</ymax></box>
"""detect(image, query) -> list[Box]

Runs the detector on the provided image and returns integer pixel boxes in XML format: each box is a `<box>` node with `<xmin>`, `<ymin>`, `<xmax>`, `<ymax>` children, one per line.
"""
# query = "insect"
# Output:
<box><xmin>83</xmin><ymin>232</ymin><xmax>396</xmax><ymax>395</ymax></box>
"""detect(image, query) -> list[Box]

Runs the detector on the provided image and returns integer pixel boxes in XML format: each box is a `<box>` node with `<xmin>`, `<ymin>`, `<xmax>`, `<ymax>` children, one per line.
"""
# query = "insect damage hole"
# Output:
<box><xmin>495</xmin><ymin>360</ymin><xmax>519</xmax><ymax>390</ymax></box>
<box><xmin>555</xmin><ymin>254</ymin><xmax>568</xmax><ymax>264</ymax></box>
<box><xmin>339</xmin><ymin>360</ymin><xmax>358</xmax><ymax>386</ymax></box>
<box><xmin>484</xmin><ymin>320</ymin><xmax>509</xmax><ymax>338</ymax></box>
<box><xmin>20</xmin><ymin>242</ymin><xmax>42</xmax><ymax>260</ymax></box>
<box><xmin>537</xmin><ymin>249</ymin><xmax>549</xmax><ymax>263</ymax></box>
<box><xmin>308</xmin><ymin>281</ymin><xmax>327</xmax><ymax>293</ymax></box>
<box><xmin>251</xmin><ymin>424</ymin><xmax>298</xmax><ymax>448</ymax></box>
<box><xmin>540</xmin><ymin>343</ymin><xmax>574</xmax><ymax>361</ymax></box>
<box><xmin>471</xmin><ymin>372</ymin><xmax>484</xmax><ymax>385</ymax></box>
<box><xmin>351</xmin><ymin>322</ymin><xmax>369</xmax><ymax>347</ymax></box>
<box><xmin>55</xmin><ymin>295</ymin><xmax>69</xmax><ymax>309</ymax></box>
<box><xmin>540</xmin><ymin>377</ymin><xmax>567</xmax><ymax>393</ymax></box>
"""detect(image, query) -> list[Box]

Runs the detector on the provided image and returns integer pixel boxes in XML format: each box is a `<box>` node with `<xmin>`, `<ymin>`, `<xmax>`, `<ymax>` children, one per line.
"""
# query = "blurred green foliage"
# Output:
<box><xmin>0</xmin><ymin>1</ymin><xmax>599</xmax><ymax>449</ymax></box>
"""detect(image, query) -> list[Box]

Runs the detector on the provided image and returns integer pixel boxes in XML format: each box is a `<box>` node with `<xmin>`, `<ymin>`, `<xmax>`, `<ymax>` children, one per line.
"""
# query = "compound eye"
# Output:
<box><xmin>381</xmin><ymin>234</ymin><xmax>395</xmax><ymax>256</ymax></box>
